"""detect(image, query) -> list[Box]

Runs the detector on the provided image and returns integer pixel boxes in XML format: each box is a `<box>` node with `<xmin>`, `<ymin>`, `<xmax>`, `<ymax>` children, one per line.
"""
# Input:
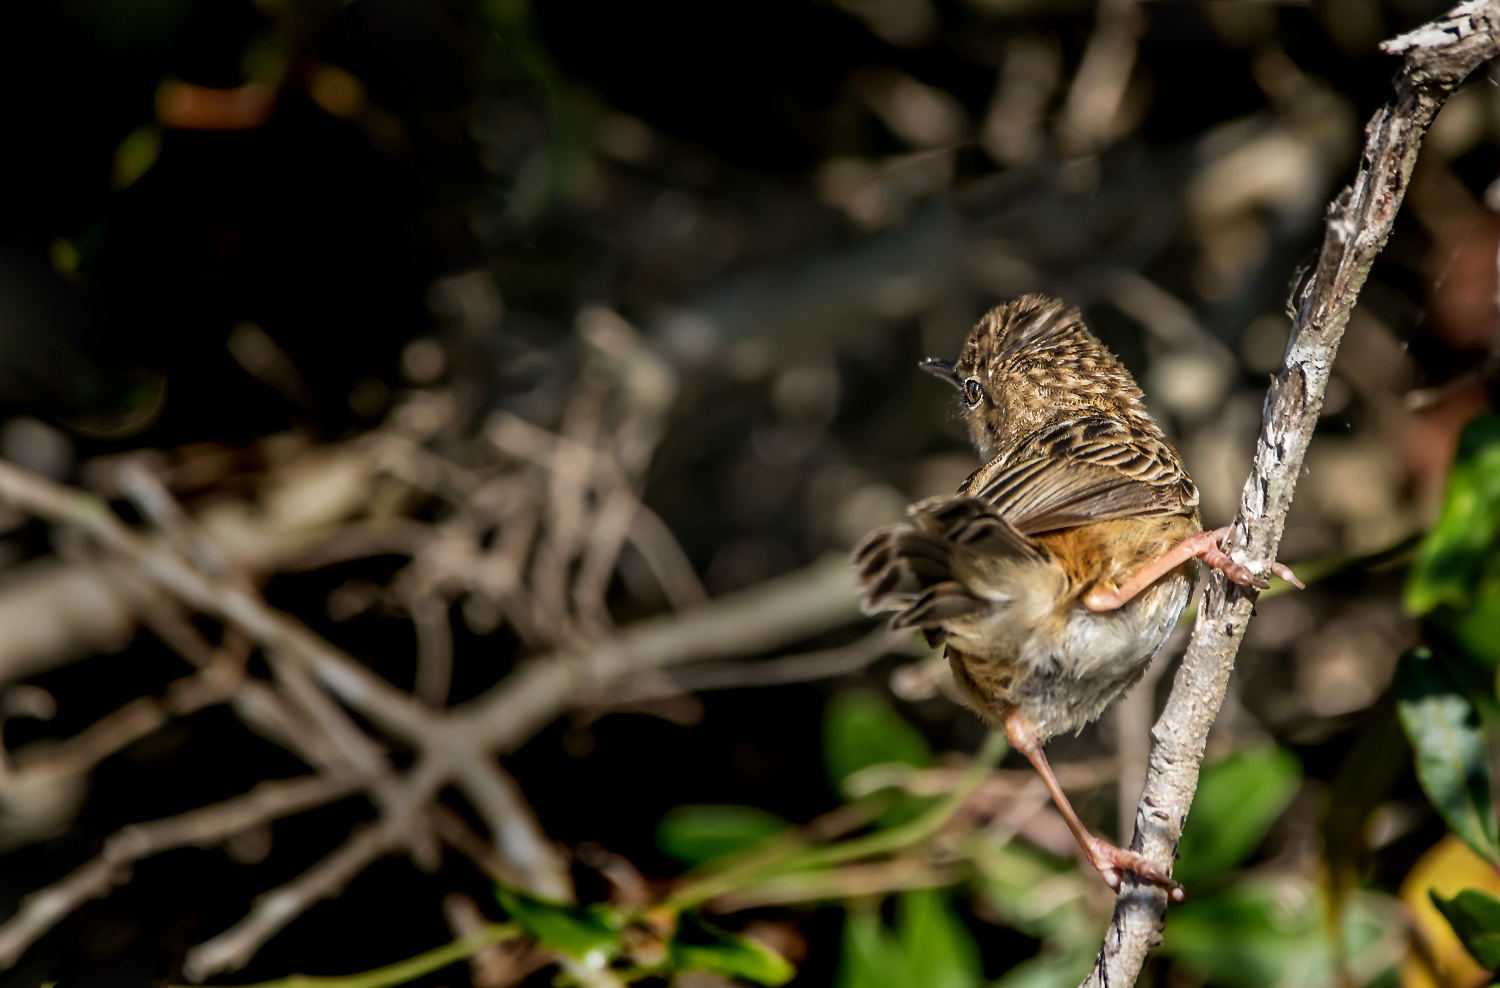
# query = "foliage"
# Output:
<box><xmin>833</xmin><ymin>890</ymin><xmax>983</xmax><ymax>988</ymax></box>
<box><xmin>657</xmin><ymin>804</ymin><xmax>793</xmax><ymax>867</ymax></box>
<box><xmin>822</xmin><ymin>690</ymin><xmax>937</xmax><ymax>828</ymax></box>
<box><xmin>1406</xmin><ymin>413</ymin><xmax>1500</xmax><ymax>665</ymax></box>
<box><xmin>494</xmin><ymin>887</ymin><xmax>621</xmax><ymax>964</ymax></box>
<box><xmin>1399</xmin><ymin>412</ymin><xmax>1500</xmax><ymax>972</ymax></box>
<box><xmin>670</xmin><ymin>914</ymin><xmax>797</xmax><ymax>986</ymax></box>
<box><xmin>1174</xmin><ymin>748</ymin><xmax>1302</xmax><ymax>886</ymax></box>
<box><xmin>493</xmin><ymin>885</ymin><xmax>795</xmax><ymax>985</ymax></box>
<box><xmin>1394</xmin><ymin>648</ymin><xmax>1500</xmax><ymax>866</ymax></box>
<box><xmin>1431</xmin><ymin>889</ymin><xmax>1500</xmax><ymax>968</ymax></box>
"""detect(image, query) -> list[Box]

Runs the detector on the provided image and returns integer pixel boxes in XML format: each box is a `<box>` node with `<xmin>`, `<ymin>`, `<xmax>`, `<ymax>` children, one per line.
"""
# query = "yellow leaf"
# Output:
<box><xmin>1400</xmin><ymin>835</ymin><xmax>1500</xmax><ymax>988</ymax></box>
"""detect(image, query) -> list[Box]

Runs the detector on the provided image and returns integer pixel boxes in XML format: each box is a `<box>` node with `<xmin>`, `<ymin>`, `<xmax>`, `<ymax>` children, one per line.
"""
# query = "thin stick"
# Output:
<box><xmin>451</xmin><ymin>757</ymin><xmax>573</xmax><ymax>901</ymax></box>
<box><xmin>184</xmin><ymin>817</ymin><xmax>406</xmax><ymax>981</ymax></box>
<box><xmin>201</xmin><ymin>923</ymin><xmax>521</xmax><ymax>988</ymax></box>
<box><xmin>410</xmin><ymin>593</ymin><xmax>455</xmax><ymax>707</ymax></box>
<box><xmin>1083</xmin><ymin>4</ymin><xmax>1500</xmax><ymax>985</ymax></box>
<box><xmin>0</xmin><ymin>774</ymin><xmax>357</xmax><ymax>967</ymax></box>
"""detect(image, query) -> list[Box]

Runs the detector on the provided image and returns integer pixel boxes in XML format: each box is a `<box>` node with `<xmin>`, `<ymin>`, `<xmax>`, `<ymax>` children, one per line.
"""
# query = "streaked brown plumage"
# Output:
<box><xmin>853</xmin><ymin>295</ymin><xmax>1299</xmax><ymax>895</ymax></box>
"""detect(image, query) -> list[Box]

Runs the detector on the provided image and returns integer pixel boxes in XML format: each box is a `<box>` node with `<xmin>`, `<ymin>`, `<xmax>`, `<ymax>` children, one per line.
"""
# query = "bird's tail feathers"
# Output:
<box><xmin>852</xmin><ymin>497</ymin><xmax>1039</xmax><ymax>634</ymax></box>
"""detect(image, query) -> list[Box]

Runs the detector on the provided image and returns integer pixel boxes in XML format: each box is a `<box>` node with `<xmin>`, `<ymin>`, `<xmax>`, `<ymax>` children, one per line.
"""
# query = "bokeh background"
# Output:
<box><xmin>3</xmin><ymin>0</ymin><xmax>1500</xmax><ymax>985</ymax></box>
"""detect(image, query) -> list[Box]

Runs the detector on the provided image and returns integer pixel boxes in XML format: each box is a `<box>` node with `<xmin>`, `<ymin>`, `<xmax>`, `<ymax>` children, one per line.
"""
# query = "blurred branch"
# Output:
<box><xmin>1059</xmin><ymin>0</ymin><xmax>1139</xmax><ymax>151</ymax></box>
<box><xmin>0</xmin><ymin>451</ymin><xmax>861</xmax><ymax>976</ymax></box>
<box><xmin>1084</xmin><ymin>4</ymin><xmax>1500</xmax><ymax>986</ymax></box>
<box><xmin>0</xmin><ymin>443</ymin><xmax>381</xmax><ymax>686</ymax></box>
<box><xmin>0</xmin><ymin>774</ymin><xmax>357</xmax><ymax>968</ymax></box>
<box><xmin>184</xmin><ymin>814</ymin><xmax>410</xmax><ymax>981</ymax></box>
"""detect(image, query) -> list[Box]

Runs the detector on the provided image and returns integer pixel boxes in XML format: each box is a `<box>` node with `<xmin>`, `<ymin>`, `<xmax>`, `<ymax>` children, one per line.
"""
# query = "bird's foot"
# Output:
<box><xmin>1199</xmin><ymin>528</ymin><xmax>1304</xmax><ymax>592</ymax></box>
<box><xmin>1084</xmin><ymin>837</ymin><xmax>1185</xmax><ymax>903</ymax></box>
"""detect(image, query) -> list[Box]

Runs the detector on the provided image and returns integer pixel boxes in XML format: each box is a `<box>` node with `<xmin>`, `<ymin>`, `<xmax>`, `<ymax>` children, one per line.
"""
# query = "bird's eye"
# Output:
<box><xmin>964</xmin><ymin>379</ymin><xmax>984</xmax><ymax>406</ymax></box>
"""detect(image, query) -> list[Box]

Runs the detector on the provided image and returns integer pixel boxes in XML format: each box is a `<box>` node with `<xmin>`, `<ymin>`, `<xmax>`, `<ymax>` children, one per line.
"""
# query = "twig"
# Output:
<box><xmin>202</xmin><ymin>922</ymin><xmax>522</xmax><ymax>988</ymax></box>
<box><xmin>451</xmin><ymin>757</ymin><xmax>572</xmax><ymax>901</ymax></box>
<box><xmin>410</xmin><ymin>593</ymin><xmax>456</xmax><ymax>707</ymax></box>
<box><xmin>185</xmin><ymin>814</ymin><xmax>408</xmax><ymax>981</ymax></box>
<box><xmin>710</xmin><ymin>858</ymin><xmax>967</xmax><ymax>912</ymax></box>
<box><xmin>443</xmin><ymin>555</ymin><xmax>860</xmax><ymax>756</ymax></box>
<box><xmin>1083</xmin><ymin>5</ymin><xmax>1500</xmax><ymax>986</ymax></box>
<box><xmin>443</xmin><ymin>893</ymin><xmax>541</xmax><ymax>988</ymax></box>
<box><xmin>602</xmin><ymin>628</ymin><xmax>902</xmax><ymax>705</ymax></box>
<box><xmin>430</xmin><ymin>803</ymin><xmax>530</xmax><ymax>888</ymax></box>
<box><xmin>663</xmin><ymin>730</ymin><xmax>1006</xmax><ymax>913</ymax></box>
<box><xmin>0</xmin><ymin>458</ymin><xmax>862</xmax><ymax>975</ymax></box>
<box><xmin>0</xmin><ymin>774</ymin><xmax>357</xmax><ymax>967</ymax></box>
<box><xmin>486</xmin><ymin>413</ymin><xmax>707</xmax><ymax>612</ymax></box>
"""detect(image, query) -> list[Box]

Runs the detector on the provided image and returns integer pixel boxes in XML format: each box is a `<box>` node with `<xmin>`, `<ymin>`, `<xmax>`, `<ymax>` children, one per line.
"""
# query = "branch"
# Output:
<box><xmin>0</xmin><ymin>425</ymin><xmax>861</xmax><ymax>975</ymax></box>
<box><xmin>0</xmin><ymin>774</ymin><xmax>356</xmax><ymax>967</ymax></box>
<box><xmin>1084</xmin><ymin>4</ymin><xmax>1500</xmax><ymax>985</ymax></box>
<box><xmin>0</xmin><ymin>443</ymin><xmax>382</xmax><ymax>686</ymax></box>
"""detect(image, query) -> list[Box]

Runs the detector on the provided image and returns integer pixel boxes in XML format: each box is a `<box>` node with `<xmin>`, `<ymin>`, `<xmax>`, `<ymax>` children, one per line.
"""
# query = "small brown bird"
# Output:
<box><xmin>853</xmin><ymin>295</ymin><xmax>1299</xmax><ymax>895</ymax></box>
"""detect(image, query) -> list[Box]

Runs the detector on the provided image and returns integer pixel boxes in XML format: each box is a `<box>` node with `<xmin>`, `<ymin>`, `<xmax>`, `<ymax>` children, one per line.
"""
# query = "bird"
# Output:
<box><xmin>852</xmin><ymin>294</ymin><xmax>1300</xmax><ymax>896</ymax></box>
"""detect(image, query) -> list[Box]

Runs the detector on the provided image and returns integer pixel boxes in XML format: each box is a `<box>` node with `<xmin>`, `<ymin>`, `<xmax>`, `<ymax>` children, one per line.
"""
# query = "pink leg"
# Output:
<box><xmin>1003</xmin><ymin>710</ymin><xmax>1184</xmax><ymax>901</ymax></box>
<box><xmin>1084</xmin><ymin>527</ymin><xmax>1304</xmax><ymax>613</ymax></box>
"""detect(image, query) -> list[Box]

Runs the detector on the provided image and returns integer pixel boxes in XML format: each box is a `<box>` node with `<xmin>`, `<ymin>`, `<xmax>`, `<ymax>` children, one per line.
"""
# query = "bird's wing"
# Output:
<box><xmin>963</xmin><ymin>415</ymin><xmax>1197</xmax><ymax>536</ymax></box>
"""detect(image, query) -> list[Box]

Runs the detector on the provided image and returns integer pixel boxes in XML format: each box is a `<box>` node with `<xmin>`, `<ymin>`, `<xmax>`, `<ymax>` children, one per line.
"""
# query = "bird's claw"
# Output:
<box><xmin>1220</xmin><ymin>561</ymin><xmax>1269</xmax><ymax>591</ymax></box>
<box><xmin>1086</xmin><ymin>839</ymin><xmax>1185</xmax><ymax>902</ymax></box>
<box><xmin>1270</xmin><ymin>561</ymin><xmax>1305</xmax><ymax>589</ymax></box>
<box><xmin>1206</xmin><ymin>529</ymin><xmax>1302</xmax><ymax>593</ymax></box>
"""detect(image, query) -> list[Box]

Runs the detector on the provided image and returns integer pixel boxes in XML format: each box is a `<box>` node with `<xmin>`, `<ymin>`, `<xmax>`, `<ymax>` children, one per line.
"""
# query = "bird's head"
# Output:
<box><xmin>921</xmin><ymin>294</ymin><xmax>1147</xmax><ymax>457</ymax></box>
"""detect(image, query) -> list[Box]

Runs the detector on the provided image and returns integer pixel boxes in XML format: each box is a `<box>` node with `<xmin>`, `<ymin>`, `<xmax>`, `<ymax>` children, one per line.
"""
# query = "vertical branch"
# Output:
<box><xmin>1084</xmin><ymin>4</ymin><xmax>1500</xmax><ymax>985</ymax></box>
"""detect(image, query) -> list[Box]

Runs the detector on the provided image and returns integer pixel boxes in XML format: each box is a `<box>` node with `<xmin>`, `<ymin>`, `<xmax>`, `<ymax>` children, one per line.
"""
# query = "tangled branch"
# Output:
<box><xmin>0</xmin><ymin>311</ymin><xmax>864</xmax><ymax>980</ymax></box>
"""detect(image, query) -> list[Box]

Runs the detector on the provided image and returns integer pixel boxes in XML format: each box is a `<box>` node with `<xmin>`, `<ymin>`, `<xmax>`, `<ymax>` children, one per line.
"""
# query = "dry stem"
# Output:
<box><xmin>0</xmin><ymin>774</ymin><xmax>357</xmax><ymax>968</ymax></box>
<box><xmin>1083</xmin><ymin>4</ymin><xmax>1500</xmax><ymax>985</ymax></box>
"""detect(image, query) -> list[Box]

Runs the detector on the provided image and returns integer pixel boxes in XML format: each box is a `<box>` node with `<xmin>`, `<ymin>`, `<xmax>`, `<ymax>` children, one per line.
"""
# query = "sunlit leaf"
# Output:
<box><xmin>1431</xmin><ymin>888</ymin><xmax>1500</xmax><ymax>968</ymax></box>
<box><xmin>656</xmin><ymin>804</ymin><xmax>791</xmax><ymax>867</ymax></box>
<box><xmin>1395</xmin><ymin>648</ymin><xmax>1500</xmax><ymax>866</ymax></box>
<box><xmin>494</xmin><ymin>886</ymin><xmax>619</xmax><ymax>963</ymax></box>
<box><xmin>823</xmin><ymin>691</ymin><xmax>933</xmax><ymax>791</ymax></box>
<box><xmin>669</xmin><ymin>913</ymin><xmax>795</xmax><ymax>986</ymax></box>
<box><xmin>1407</xmin><ymin>413</ymin><xmax>1500</xmax><ymax>616</ymax></box>
<box><xmin>833</xmin><ymin>910</ymin><xmax>909</xmax><ymax>988</ymax></box>
<box><xmin>1174</xmin><ymin>748</ymin><xmax>1301</xmax><ymax>883</ymax></box>
<box><xmin>894</xmin><ymin>889</ymin><xmax>981</xmax><ymax>988</ymax></box>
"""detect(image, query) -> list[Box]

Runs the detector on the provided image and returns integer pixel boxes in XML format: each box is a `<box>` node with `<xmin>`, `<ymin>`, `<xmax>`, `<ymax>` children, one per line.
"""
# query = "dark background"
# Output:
<box><xmin>0</xmin><ymin>0</ymin><xmax>1491</xmax><ymax>984</ymax></box>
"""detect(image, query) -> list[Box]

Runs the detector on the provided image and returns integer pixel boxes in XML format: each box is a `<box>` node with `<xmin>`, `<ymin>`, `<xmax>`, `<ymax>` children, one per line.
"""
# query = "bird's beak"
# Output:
<box><xmin>920</xmin><ymin>358</ymin><xmax>961</xmax><ymax>389</ymax></box>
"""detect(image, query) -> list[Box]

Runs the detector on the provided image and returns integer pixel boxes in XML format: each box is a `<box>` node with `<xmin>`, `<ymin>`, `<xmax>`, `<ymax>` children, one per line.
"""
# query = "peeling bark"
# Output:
<box><xmin>1082</xmin><ymin>3</ymin><xmax>1500</xmax><ymax>985</ymax></box>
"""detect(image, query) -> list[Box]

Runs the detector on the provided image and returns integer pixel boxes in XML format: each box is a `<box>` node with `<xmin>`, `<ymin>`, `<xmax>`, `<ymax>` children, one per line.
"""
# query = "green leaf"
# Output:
<box><xmin>1407</xmin><ymin>413</ymin><xmax>1500</xmax><ymax>616</ymax></box>
<box><xmin>990</xmin><ymin>946</ymin><xmax>1096</xmax><ymax>988</ymax></box>
<box><xmin>1160</xmin><ymin>880</ymin><xmax>1326</xmax><ymax>988</ymax></box>
<box><xmin>834</xmin><ymin>910</ymin><xmax>910</xmax><ymax>988</ymax></box>
<box><xmin>1174</xmin><ymin>748</ymin><xmax>1301</xmax><ymax>884</ymax></box>
<box><xmin>1433</xmin><ymin>566</ymin><xmax>1500</xmax><ymax>669</ymax></box>
<box><xmin>894</xmin><ymin>889</ymin><xmax>980</xmax><ymax>988</ymax></box>
<box><xmin>1432</xmin><ymin>888</ymin><xmax>1500</xmax><ymax>968</ymax></box>
<box><xmin>1395</xmin><ymin>648</ymin><xmax>1500</xmax><ymax>866</ymax></box>
<box><xmin>823</xmin><ymin>691</ymin><xmax>933</xmax><ymax>791</ymax></box>
<box><xmin>823</xmin><ymin>692</ymin><xmax>932</xmax><ymax>830</ymax></box>
<box><xmin>669</xmin><ymin>913</ymin><xmax>795</xmax><ymax>986</ymax></box>
<box><xmin>656</xmin><ymin>805</ymin><xmax>791</xmax><ymax>867</ymax></box>
<box><xmin>494</xmin><ymin>886</ymin><xmax>619</xmax><ymax>963</ymax></box>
